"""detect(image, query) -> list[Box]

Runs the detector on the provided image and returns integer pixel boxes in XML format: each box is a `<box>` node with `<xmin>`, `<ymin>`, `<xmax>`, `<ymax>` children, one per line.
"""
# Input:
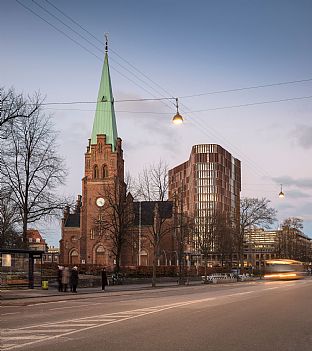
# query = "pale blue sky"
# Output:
<box><xmin>1</xmin><ymin>0</ymin><xmax>312</xmax><ymax>245</ymax></box>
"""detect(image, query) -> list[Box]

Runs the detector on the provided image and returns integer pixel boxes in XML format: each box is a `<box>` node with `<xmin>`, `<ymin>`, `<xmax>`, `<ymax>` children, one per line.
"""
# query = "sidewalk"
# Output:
<box><xmin>1</xmin><ymin>281</ymin><xmax>200</xmax><ymax>303</ymax></box>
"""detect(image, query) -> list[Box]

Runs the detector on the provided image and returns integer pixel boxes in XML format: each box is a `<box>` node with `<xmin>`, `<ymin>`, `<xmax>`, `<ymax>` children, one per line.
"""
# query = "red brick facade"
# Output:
<box><xmin>60</xmin><ymin>134</ymin><xmax>125</xmax><ymax>268</ymax></box>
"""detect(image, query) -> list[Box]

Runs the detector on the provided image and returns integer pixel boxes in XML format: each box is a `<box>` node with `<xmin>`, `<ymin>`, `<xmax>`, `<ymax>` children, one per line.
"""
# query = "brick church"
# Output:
<box><xmin>60</xmin><ymin>43</ymin><xmax>241</xmax><ymax>270</ymax></box>
<box><xmin>59</xmin><ymin>45</ymin><xmax>173</xmax><ymax>269</ymax></box>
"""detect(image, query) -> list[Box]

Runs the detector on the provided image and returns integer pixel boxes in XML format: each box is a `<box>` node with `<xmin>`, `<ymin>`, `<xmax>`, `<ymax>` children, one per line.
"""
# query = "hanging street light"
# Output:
<box><xmin>279</xmin><ymin>184</ymin><xmax>285</xmax><ymax>198</ymax></box>
<box><xmin>172</xmin><ymin>98</ymin><xmax>184</xmax><ymax>125</ymax></box>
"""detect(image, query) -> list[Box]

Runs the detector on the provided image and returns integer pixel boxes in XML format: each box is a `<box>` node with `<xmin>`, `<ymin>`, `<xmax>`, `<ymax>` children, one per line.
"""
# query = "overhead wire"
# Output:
<box><xmin>43</xmin><ymin>0</ymin><xmax>178</xmax><ymax>99</ymax></box>
<box><xmin>179</xmin><ymin>78</ymin><xmax>312</xmax><ymax>99</ymax></box>
<box><xmin>34</xmin><ymin>0</ymin><xmax>176</xmax><ymax>109</ymax></box>
<box><xmin>36</xmin><ymin>93</ymin><xmax>312</xmax><ymax>110</ymax></box>
<box><xmin>14</xmin><ymin>0</ymin><xmax>294</xmax><ymax>181</ymax></box>
<box><xmin>16</xmin><ymin>0</ymin><xmax>175</xmax><ymax>110</ymax></box>
<box><xmin>16</xmin><ymin>0</ymin><xmax>309</xmax><ymax>189</ymax></box>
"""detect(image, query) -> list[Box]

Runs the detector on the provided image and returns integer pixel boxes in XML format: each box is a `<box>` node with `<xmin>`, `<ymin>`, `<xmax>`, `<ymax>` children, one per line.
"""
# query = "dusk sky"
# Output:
<box><xmin>1</xmin><ymin>0</ymin><xmax>312</xmax><ymax>246</ymax></box>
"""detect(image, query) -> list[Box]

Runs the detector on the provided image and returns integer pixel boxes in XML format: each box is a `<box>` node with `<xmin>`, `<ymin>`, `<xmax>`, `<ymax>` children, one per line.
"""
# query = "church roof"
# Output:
<box><xmin>91</xmin><ymin>50</ymin><xmax>118</xmax><ymax>150</ymax></box>
<box><xmin>64</xmin><ymin>213</ymin><xmax>80</xmax><ymax>228</ymax></box>
<box><xmin>133</xmin><ymin>201</ymin><xmax>173</xmax><ymax>226</ymax></box>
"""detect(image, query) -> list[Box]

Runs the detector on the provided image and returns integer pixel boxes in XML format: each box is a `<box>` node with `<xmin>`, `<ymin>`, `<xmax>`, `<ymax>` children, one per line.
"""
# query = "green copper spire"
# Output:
<box><xmin>91</xmin><ymin>41</ymin><xmax>118</xmax><ymax>150</ymax></box>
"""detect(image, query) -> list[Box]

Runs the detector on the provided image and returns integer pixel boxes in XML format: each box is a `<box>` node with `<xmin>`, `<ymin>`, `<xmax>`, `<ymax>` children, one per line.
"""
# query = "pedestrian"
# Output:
<box><xmin>57</xmin><ymin>265</ymin><xmax>64</xmax><ymax>292</ymax></box>
<box><xmin>62</xmin><ymin>266</ymin><xmax>70</xmax><ymax>292</ymax></box>
<box><xmin>71</xmin><ymin>266</ymin><xmax>79</xmax><ymax>293</ymax></box>
<box><xmin>101</xmin><ymin>268</ymin><xmax>108</xmax><ymax>291</ymax></box>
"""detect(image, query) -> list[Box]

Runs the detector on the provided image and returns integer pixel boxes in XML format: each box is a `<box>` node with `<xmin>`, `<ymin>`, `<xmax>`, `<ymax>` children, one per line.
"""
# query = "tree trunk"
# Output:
<box><xmin>152</xmin><ymin>247</ymin><xmax>157</xmax><ymax>288</ymax></box>
<box><xmin>178</xmin><ymin>245</ymin><xmax>185</xmax><ymax>285</ymax></box>
<box><xmin>22</xmin><ymin>213</ymin><xmax>28</xmax><ymax>249</ymax></box>
<box><xmin>115</xmin><ymin>251</ymin><xmax>120</xmax><ymax>274</ymax></box>
<box><xmin>204</xmin><ymin>256</ymin><xmax>208</xmax><ymax>283</ymax></box>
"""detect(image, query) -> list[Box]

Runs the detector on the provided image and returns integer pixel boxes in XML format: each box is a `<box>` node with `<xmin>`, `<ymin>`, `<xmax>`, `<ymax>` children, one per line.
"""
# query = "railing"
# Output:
<box><xmin>201</xmin><ymin>273</ymin><xmax>236</xmax><ymax>284</ymax></box>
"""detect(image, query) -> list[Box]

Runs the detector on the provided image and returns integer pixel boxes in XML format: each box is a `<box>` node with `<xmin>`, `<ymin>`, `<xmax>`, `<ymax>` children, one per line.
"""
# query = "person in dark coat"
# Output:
<box><xmin>57</xmin><ymin>266</ymin><xmax>63</xmax><ymax>292</ymax></box>
<box><xmin>71</xmin><ymin>266</ymin><xmax>79</xmax><ymax>293</ymax></box>
<box><xmin>101</xmin><ymin>268</ymin><xmax>108</xmax><ymax>290</ymax></box>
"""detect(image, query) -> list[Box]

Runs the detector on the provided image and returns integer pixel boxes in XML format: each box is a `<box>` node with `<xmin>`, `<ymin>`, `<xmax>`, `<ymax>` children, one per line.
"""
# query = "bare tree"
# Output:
<box><xmin>214</xmin><ymin>212</ymin><xmax>235</xmax><ymax>268</ymax></box>
<box><xmin>0</xmin><ymin>92</ymin><xmax>68</xmax><ymax>244</ymax></box>
<box><xmin>196</xmin><ymin>209</ymin><xmax>219</xmax><ymax>283</ymax></box>
<box><xmin>0</xmin><ymin>88</ymin><xmax>40</xmax><ymax>138</ymax></box>
<box><xmin>274</xmin><ymin>217</ymin><xmax>304</xmax><ymax>260</ymax></box>
<box><xmin>0</xmin><ymin>189</ymin><xmax>22</xmax><ymax>248</ymax></box>
<box><xmin>137</xmin><ymin>160</ymin><xmax>172</xmax><ymax>287</ymax></box>
<box><xmin>173</xmin><ymin>189</ymin><xmax>194</xmax><ymax>285</ymax></box>
<box><xmin>92</xmin><ymin>174</ymin><xmax>134</xmax><ymax>274</ymax></box>
<box><xmin>237</xmin><ymin>198</ymin><xmax>277</xmax><ymax>266</ymax></box>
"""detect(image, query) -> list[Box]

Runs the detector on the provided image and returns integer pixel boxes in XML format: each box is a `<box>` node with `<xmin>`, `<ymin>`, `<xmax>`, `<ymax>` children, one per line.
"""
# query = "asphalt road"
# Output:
<box><xmin>1</xmin><ymin>279</ymin><xmax>312</xmax><ymax>351</ymax></box>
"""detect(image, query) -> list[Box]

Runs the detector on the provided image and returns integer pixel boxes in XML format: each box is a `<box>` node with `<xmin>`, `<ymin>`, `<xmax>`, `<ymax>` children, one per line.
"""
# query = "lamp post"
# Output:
<box><xmin>172</xmin><ymin>98</ymin><xmax>184</xmax><ymax>125</ymax></box>
<box><xmin>114</xmin><ymin>96</ymin><xmax>184</xmax><ymax>124</ymax></box>
<box><xmin>279</xmin><ymin>184</ymin><xmax>285</xmax><ymax>198</ymax></box>
<box><xmin>138</xmin><ymin>201</ymin><xmax>142</xmax><ymax>266</ymax></box>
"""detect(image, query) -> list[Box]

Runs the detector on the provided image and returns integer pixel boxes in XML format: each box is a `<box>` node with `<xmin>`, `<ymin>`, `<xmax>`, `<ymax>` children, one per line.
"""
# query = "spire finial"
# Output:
<box><xmin>105</xmin><ymin>33</ymin><xmax>109</xmax><ymax>53</ymax></box>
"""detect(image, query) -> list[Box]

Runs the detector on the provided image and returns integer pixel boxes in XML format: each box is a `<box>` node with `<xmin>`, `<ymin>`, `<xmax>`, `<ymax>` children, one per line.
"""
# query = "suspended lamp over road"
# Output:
<box><xmin>279</xmin><ymin>184</ymin><xmax>285</xmax><ymax>198</ymax></box>
<box><xmin>172</xmin><ymin>98</ymin><xmax>184</xmax><ymax>125</ymax></box>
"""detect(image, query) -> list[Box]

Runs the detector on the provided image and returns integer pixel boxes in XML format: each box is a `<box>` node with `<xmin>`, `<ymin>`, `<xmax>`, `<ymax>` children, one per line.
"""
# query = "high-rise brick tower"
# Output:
<box><xmin>60</xmin><ymin>41</ymin><xmax>125</xmax><ymax>267</ymax></box>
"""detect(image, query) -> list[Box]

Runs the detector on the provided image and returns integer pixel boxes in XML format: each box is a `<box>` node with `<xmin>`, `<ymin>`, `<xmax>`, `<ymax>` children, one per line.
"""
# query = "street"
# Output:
<box><xmin>1</xmin><ymin>279</ymin><xmax>312</xmax><ymax>351</ymax></box>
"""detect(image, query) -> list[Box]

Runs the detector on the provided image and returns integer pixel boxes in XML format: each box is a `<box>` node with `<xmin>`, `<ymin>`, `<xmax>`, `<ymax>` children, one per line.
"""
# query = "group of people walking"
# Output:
<box><xmin>57</xmin><ymin>266</ymin><xmax>79</xmax><ymax>293</ymax></box>
<box><xmin>57</xmin><ymin>266</ymin><xmax>108</xmax><ymax>293</ymax></box>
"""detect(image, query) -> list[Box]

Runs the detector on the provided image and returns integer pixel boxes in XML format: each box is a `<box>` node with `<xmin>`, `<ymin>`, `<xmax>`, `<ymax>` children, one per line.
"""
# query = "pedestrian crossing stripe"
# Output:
<box><xmin>0</xmin><ymin>298</ymin><xmax>217</xmax><ymax>350</ymax></box>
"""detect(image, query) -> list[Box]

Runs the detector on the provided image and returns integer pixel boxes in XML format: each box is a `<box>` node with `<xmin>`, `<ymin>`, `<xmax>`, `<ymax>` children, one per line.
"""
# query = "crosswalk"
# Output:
<box><xmin>0</xmin><ymin>299</ymin><xmax>215</xmax><ymax>350</ymax></box>
<box><xmin>2</xmin><ymin>281</ymin><xmax>309</xmax><ymax>350</ymax></box>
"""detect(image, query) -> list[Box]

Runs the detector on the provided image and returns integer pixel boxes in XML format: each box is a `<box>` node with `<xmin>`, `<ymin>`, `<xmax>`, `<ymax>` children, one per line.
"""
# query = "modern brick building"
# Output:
<box><xmin>168</xmin><ymin>144</ymin><xmax>241</xmax><ymax>262</ymax></box>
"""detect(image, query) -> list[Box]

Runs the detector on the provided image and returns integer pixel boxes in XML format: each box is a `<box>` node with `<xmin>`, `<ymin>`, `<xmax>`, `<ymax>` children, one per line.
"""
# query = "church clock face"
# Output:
<box><xmin>96</xmin><ymin>197</ymin><xmax>105</xmax><ymax>207</ymax></box>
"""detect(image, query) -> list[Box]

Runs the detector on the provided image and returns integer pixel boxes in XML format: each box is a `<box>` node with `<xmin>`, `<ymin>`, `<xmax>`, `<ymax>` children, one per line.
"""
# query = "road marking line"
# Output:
<box><xmin>27</xmin><ymin>300</ymin><xmax>67</xmax><ymax>306</ymax></box>
<box><xmin>1</xmin><ymin>344</ymin><xmax>15</xmax><ymax>349</ymax></box>
<box><xmin>3</xmin><ymin>329</ymin><xmax>74</xmax><ymax>334</ymax></box>
<box><xmin>81</xmin><ymin>319</ymin><xmax>117</xmax><ymax>322</ymax></box>
<box><xmin>234</xmin><ymin>291</ymin><xmax>254</xmax><ymax>295</ymax></box>
<box><xmin>1</xmin><ymin>336</ymin><xmax>47</xmax><ymax>340</ymax></box>
<box><xmin>1</xmin><ymin>312</ymin><xmax>20</xmax><ymax>316</ymax></box>
<box><xmin>1</xmin><ymin>297</ymin><xmax>217</xmax><ymax>350</ymax></box>
<box><xmin>49</xmin><ymin>304</ymin><xmax>91</xmax><ymax>311</ymax></box>
<box><xmin>49</xmin><ymin>323</ymin><xmax>97</xmax><ymax>327</ymax></box>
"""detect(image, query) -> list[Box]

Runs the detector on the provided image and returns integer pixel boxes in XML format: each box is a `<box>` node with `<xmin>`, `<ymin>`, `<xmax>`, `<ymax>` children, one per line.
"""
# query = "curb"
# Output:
<box><xmin>1</xmin><ymin>283</ymin><xmax>199</xmax><ymax>305</ymax></box>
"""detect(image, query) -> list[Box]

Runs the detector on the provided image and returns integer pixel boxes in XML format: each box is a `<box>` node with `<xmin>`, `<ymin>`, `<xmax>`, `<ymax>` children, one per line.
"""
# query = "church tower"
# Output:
<box><xmin>80</xmin><ymin>39</ymin><xmax>125</xmax><ymax>265</ymax></box>
<box><xmin>60</xmin><ymin>39</ymin><xmax>125</xmax><ymax>267</ymax></box>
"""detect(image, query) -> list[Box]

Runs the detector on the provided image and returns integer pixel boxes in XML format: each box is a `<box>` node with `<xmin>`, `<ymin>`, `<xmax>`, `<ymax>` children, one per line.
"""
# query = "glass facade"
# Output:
<box><xmin>169</xmin><ymin>144</ymin><xmax>241</xmax><ymax>255</ymax></box>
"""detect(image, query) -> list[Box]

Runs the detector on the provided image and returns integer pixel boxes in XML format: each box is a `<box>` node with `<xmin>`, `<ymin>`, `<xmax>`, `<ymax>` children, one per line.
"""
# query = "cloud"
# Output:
<box><xmin>280</xmin><ymin>189</ymin><xmax>311</xmax><ymax>199</ymax></box>
<box><xmin>272</xmin><ymin>176</ymin><xmax>312</xmax><ymax>190</ymax></box>
<box><xmin>292</xmin><ymin>124</ymin><xmax>312</xmax><ymax>149</ymax></box>
<box><xmin>298</xmin><ymin>202</ymin><xmax>312</xmax><ymax>216</ymax></box>
<box><xmin>275</xmin><ymin>203</ymin><xmax>296</xmax><ymax>210</ymax></box>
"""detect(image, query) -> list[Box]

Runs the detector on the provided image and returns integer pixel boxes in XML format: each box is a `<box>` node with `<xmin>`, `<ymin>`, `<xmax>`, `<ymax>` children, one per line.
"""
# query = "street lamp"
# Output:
<box><xmin>172</xmin><ymin>98</ymin><xmax>184</xmax><ymax>125</ymax></box>
<box><xmin>279</xmin><ymin>184</ymin><xmax>285</xmax><ymax>198</ymax></box>
<box><xmin>113</xmin><ymin>96</ymin><xmax>184</xmax><ymax>124</ymax></box>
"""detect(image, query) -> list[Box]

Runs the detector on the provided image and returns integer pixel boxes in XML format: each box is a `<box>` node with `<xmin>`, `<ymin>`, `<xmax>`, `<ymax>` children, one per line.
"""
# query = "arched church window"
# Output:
<box><xmin>69</xmin><ymin>249</ymin><xmax>79</xmax><ymax>265</ymax></box>
<box><xmin>96</xmin><ymin>246</ymin><xmax>105</xmax><ymax>253</ymax></box>
<box><xmin>98</xmin><ymin>143</ymin><xmax>102</xmax><ymax>153</ymax></box>
<box><xmin>93</xmin><ymin>165</ymin><xmax>99</xmax><ymax>179</ymax></box>
<box><xmin>102</xmin><ymin>165</ymin><xmax>108</xmax><ymax>178</ymax></box>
